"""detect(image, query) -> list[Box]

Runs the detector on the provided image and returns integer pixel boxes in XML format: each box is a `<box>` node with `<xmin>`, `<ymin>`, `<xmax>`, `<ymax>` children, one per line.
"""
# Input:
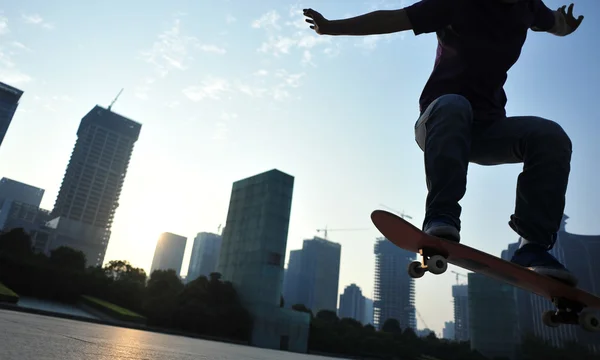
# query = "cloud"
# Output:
<box><xmin>0</xmin><ymin>14</ymin><xmax>8</xmax><ymax>35</ymax></box>
<box><xmin>226</xmin><ymin>14</ymin><xmax>237</xmax><ymax>24</ymax></box>
<box><xmin>252</xmin><ymin>10</ymin><xmax>281</xmax><ymax>30</ymax></box>
<box><xmin>10</xmin><ymin>41</ymin><xmax>32</xmax><ymax>52</ymax></box>
<box><xmin>198</xmin><ymin>44</ymin><xmax>226</xmax><ymax>55</ymax></box>
<box><xmin>0</xmin><ymin>31</ymin><xmax>33</xmax><ymax>85</ymax></box>
<box><xmin>182</xmin><ymin>77</ymin><xmax>231</xmax><ymax>102</ymax></box>
<box><xmin>140</xmin><ymin>19</ymin><xmax>200</xmax><ymax>78</ymax></box>
<box><xmin>252</xmin><ymin>7</ymin><xmax>335</xmax><ymax>66</ymax></box>
<box><xmin>21</xmin><ymin>14</ymin><xmax>54</xmax><ymax>29</ymax></box>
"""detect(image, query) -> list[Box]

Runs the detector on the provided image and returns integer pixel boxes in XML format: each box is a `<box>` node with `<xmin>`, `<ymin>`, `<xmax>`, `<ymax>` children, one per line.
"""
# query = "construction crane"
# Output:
<box><xmin>451</xmin><ymin>270</ymin><xmax>467</xmax><ymax>285</ymax></box>
<box><xmin>107</xmin><ymin>88</ymin><xmax>124</xmax><ymax>111</ymax></box>
<box><xmin>315</xmin><ymin>226</ymin><xmax>370</xmax><ymax>240</ymax></box>
<box><xmin>405</xmin><ymin>305</ymin><xmax>430</xmax><ymax>330</ymax></box>
<box><xmin>379</xmin><ymin>204</ymin><xmax>413</xmax><ymax>220</ymax></box>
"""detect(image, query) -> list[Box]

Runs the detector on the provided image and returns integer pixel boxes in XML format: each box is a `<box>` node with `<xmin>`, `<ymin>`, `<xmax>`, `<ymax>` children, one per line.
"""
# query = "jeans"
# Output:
<box><xmin>414</xmin><ymin>94</ymin><xmax>572</xmax><ymax>249</ymax></box>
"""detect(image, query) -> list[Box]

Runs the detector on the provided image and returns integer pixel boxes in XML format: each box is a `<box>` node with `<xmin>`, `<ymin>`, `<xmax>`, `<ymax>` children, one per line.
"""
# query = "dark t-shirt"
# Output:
<box><xmin>405</xmin><ymin>0</ymin><xmax>556</xmax><ymax>121</ymax></box>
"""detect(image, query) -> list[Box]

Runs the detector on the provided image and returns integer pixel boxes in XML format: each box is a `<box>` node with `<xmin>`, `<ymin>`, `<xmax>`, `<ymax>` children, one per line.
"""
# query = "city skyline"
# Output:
<box><xmin>1</xmin><ymin>0</ymin><xmax>600</xmax><ymax>336</ymax></box>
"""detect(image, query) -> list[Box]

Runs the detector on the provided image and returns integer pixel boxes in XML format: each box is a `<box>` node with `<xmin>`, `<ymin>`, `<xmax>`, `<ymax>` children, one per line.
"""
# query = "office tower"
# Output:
<box><xmin>363</xmin><ymin>298</ymin><xmax>374</xmax><ymax>325</ymax></box>
<box><xmin>0</xmin><ymin>81</ymin><xmax>23</xmax><ymax>149</ymax></box>
<box><xmin>298</xmin><ymin>236</ymin><xmax>342</xmax><ymax>314</ymax></box>
<box><xmin>150</xmin><ymin>232</ymin><xmax>187</xmax><ymax>276</ymax></box>
<box><xmin>187</xmin><ymin>232</ymin><xmax>222</xmax><ymax>282</ymax></box>
<box><xmin>47</xmin><ymin>105</ymin><xmax>141</xmax><ymax>266</ymax></box>
<box><xmin>453</xmin><ymin>284</ymin><xmax>470</xmax><ymax>341</ymax></box>
<box><xmin>0</xmin><ymin>177</ymin><xmax>44</xmax><ymax>207</ymax></box>
<box><xmin>373</xmin><ymin>237</ymin><xmax>417</xmax><ymax>330</ymax></box>
<box><xmin>283</xmin><ymin>249</ymin><xmax>303</xmax><ymax>307</ymax></box>
<box><xmin>468</xmin><ymin>272</ymin><xmax>519</xmax><ymax>360</ymax></box>
<box><xmin>443</xmin><ymin>321</ymin><xmax>455</xmax><ymax>340</ymax></box>
<box><xmin>217</xmin><ymin>169</ymin><xmax>309</xmax><ymax>352</ymax></box>
<box><xmin>338</xmin><ymin>283</ymin><xmax>366</xmax><ymax>323</ymax></box>
<box><xmin>340</xmin><ymin>284</ymin><xmax>367</xmax><ymax>322</ymax></box>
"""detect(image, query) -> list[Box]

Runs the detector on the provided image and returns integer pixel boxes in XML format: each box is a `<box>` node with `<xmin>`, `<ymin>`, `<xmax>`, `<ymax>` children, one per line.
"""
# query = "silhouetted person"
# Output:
<box><xmin>303</xmin><ymin>0</ymin><xmax>584</xmax><ymax>286</ymax></box>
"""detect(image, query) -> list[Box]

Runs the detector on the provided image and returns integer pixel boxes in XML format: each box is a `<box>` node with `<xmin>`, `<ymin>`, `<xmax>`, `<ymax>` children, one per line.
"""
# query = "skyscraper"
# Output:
<box><xmin>453</xmin><ymin>284</ymin><xmax>470</xmax><ymax>341</ymax></box>
<box><xmin>373</xmin><ymin>237</ymin><xmax>417</xmax><ymax>330</ymax></box>
<box><xmin>217</xmin><ymin>169</ymin><xmax>309</xmax><ymax>352</ymax></box>
<box><xmin>150</xmin><ymin>232</ymin><xmax>187</xmax><ymax>276</ymax></box>
<box><xmin>338</xmin><ymin>283</ymin><xmax>366</xmax><ymax>323</ymax></box>
<box><xmin>187</xmin><ymin>232</ymin><xmax>222</xmax><ymax>282</ymax></box>
<box><xmin>283</xmin><ymin>249</ymin><xmax>303</xmax><ymax>307</ymax></box>
<box><xmin>468</xmin><ymin>272</ymin><xmax>519</xmax><ymax>360</ymax></box>
<box><xmin>0</xmin><ymin>81</ymin><xmax>23</xmax><ymax>150</ymax></box>
<box><xmin>297</xmin><ymin>236</ymin><xmax>342</xmax><ymax>314</ymax></box>
<box><xmin>47</xmin><ymin>105</ymin><xmax>142</xmax><ymax>267</ymax></box>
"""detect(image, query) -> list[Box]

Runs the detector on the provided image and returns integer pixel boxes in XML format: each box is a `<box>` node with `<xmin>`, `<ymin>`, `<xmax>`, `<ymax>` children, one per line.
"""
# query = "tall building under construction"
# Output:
<box><xmin>44</xmin><ymin>102</ymin><xmax>141</xmax><ymax>267</ymax></box>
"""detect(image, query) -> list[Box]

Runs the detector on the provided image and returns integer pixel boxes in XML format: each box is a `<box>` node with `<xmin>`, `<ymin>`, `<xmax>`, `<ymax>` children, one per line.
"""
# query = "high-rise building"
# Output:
<box><xmin>283</xmin><ymin>249</ymin><xmax>303</xmax><ymax>308</ymax></box>
<box><xmin>150</xmin><ymin>232</ymin><xmax>187</xmax><ymax>276</ymax></box>
<box><xmin>453</xmin><ymin>284</ymin><xmax>470</xmax><ymax>341</ymax></box>
<box><xmin>217</xmin><ymin>169</ymin><xmax>309</xmax><ymax>352</ymax></box>
<box><xmin>443</xmin><ymin>321</ymin><xmax>455</xmax><ymax>340</ymax></box>
<box><xmin>0</xmin><ymin>177</ymin><xmax>44</xmax><ymax>207</ymax></box>
<box><xmin>338</xmin><ymin>283</ymin><xmax>366</xmax><ymax>323</ymax></box>
<box><xmin>297</xmin><ymin>236</ymin><xmax>342</xmax><ymax>314</ymax></box>
<box><xmin>373</xmin><ymin>237</ymin><xmax>417</xmax><ymax>330</ymax></box>
<box><xmin>0</xmin><ymin>81</ymin><xmax>23</xmax><ymax>150</ymax></box>
<box><xmin>47</xmin><ymin>105</ymin><xmax>141</xmax><ymax>267</ymax></box>
<box><xmin>187</xmin><ymin>232</ymin><xmax>222</xmax><ymax>282</ymax></box>
<box><xmin>468</xmin><ymin>272</ymin><xmax>519</xmax><ymax>360</ymax></box>
<box><xmin>363</xmin><ymin>298</ymin><xmax>374</xmax><ymax>326</ymax></box>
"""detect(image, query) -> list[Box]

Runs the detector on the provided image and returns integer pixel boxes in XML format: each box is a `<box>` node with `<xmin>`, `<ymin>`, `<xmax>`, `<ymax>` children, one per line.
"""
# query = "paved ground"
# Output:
<box><xmin>0</xmin><ymin>310</ymin><xmax>340</xmax><ymax>360</ymax></box>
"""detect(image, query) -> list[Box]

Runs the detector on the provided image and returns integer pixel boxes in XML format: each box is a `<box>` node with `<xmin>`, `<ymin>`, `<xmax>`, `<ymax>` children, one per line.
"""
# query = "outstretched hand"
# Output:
<box><xmin>303</xmin><ymin>8</ymin><xmax>329</xmax><ymax>35</ymax></box>
<box><xmin>559</xmin><ymin>3</ymin><xmax>584</xmax><ymax>32</ymax></box>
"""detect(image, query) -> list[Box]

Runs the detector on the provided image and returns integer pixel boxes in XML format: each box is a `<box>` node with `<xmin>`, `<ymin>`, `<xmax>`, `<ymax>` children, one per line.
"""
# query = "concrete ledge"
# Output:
<box><xmin>0</xmin><ymin>303</ymin><xmax>249</xmax><ymax>346</ymax></box>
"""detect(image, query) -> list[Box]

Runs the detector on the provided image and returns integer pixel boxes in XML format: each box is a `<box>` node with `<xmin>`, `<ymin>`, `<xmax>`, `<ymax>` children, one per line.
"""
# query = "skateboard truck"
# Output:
<box><xmin>543</xmin><ymin>298</ymin><xmax>600</xmax><ymax>332</ymax></box>
<box><xmin>407</xmin><ymin>247</ymin><xmax>448</xmax><ymax>278</ymax></box>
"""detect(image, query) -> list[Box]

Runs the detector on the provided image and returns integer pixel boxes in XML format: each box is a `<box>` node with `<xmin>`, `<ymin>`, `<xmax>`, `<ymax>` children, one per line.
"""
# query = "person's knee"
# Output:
<box><xmin>428</xmin><ymin>94</ymin><xmax>473</xmax><ymax>126</ymax></box>
<box><xmin>537</xmin><ymin>119</ymin><xmax>572</xmax><ymax>153</ymax></box>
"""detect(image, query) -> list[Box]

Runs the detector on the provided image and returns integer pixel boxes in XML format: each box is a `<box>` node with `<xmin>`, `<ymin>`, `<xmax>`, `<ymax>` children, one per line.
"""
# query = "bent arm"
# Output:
<box><xmin>323</xmin><ymin>0</ymin><xmax>458</xmax><ymax>36</ymax></box>
<box><xmin>323</xmin><ymin>10</ymin><xmax>412</xmax><ymax>36</ymax></box>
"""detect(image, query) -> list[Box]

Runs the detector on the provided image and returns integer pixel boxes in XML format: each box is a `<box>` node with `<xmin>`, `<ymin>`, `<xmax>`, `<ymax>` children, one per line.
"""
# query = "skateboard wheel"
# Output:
<box><xmin>408</xmin><ymin>261</ymin><xmax>425</xmax><ymax>278</ymax></box>
<box><xmin>542</xmin><ymin>310</ymin><xmax>560</xmax><ymax>328</ymax></box>
<box><xmin>578</xmin><ymin>312</ymin><xmax>600</xmax><ymax>332</ymax></box>
<box><xmin>427</xmin><ymin>255</ymin><xmax>448</xmax><ymax>275</ymax></box>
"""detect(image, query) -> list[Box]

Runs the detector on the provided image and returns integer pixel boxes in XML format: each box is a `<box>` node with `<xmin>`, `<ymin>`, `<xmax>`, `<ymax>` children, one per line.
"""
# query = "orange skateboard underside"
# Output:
<box><xmin>371</xmin><ymin>210</ymin><xmax>600</xmax><ymax>309</ymax></box>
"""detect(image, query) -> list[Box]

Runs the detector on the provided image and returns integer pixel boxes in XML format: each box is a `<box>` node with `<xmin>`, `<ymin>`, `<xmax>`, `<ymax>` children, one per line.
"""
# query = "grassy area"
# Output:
<box><xmin>81</xmin><ymin>295</ymin><xmax>146</xmax><ymax>323</ymax></box>
<box><xmin>0</xmin><ymin>282</ymin><xmax>19</xmax><ymax>304</ymax></box>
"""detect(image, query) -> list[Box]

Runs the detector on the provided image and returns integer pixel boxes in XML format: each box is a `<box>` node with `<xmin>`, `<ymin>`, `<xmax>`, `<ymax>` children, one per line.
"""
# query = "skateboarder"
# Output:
<box><xmin>303</xmin><ymin>1</ymin><xmax>584</xmax><ymax>286</ymax></box>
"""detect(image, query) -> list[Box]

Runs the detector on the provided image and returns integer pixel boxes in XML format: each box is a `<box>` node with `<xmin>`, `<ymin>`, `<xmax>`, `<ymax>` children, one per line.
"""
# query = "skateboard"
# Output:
<box><xmin>371</xmin><ymin>209</ymin><xmax>600</xmax><ymax>332</ymax></box>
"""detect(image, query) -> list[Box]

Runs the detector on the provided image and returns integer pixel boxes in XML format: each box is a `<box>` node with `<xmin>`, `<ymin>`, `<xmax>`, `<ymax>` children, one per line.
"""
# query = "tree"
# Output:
<box><xmin>143</xmin><ymin>269</ymin><xmax>184</xmax><ymax>327</ymax></box>
<box><xmin>381</xmin><ymin>318</ymin><xmax>402</xmax><ymax>334</ymax></box>
<box><xmin>0</xmin><ymin>228</ymin><xmax>32</xmax><ymax>258</ymax></box>
<box><xmin>49</xmin><ymin>246</ymin><xmax>86</xmax><ymax>271</ymax></box>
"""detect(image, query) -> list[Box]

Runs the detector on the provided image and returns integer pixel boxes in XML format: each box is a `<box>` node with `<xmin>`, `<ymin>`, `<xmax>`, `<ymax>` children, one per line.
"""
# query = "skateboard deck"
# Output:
<box><xmin>371</xmin><ymin>209</ymin><xmax>600</xmax><ymax>331</ymax></box>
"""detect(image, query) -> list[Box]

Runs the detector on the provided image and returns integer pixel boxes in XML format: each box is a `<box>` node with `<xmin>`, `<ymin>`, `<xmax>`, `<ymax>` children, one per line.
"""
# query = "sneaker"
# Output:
<box><xmin>424</xmin><ymin>217</ymin><xmax>460</xmax><ymax>242</ymax></box>
<box><xmin>510</xmin><ymin>243</ymin><xmax>578</xmax><ymax>286</ymax></box>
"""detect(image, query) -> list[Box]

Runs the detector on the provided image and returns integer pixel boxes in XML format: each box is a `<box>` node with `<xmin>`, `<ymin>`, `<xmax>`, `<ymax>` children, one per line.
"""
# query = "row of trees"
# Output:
<box><xmin>0</xmin><ymin>228</ymin><xmax>252</xmax><ymax>341</ymax></box>
<box><xmin>291</xmin><ymin>304</ymin><xmax>600</xmax><ymax>360</ymax></box>
<box><xmin>1</xmin><ymin>227</ymin><xmax>599</xmax><ymax>359</ymax></box>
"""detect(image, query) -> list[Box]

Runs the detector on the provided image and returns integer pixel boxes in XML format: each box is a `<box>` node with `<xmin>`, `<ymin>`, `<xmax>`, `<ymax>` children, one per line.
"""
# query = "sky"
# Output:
<box><xmin>1</xmin><ymin>0</ymin><xmax>600</xmax><ymax>336</ymax></box>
